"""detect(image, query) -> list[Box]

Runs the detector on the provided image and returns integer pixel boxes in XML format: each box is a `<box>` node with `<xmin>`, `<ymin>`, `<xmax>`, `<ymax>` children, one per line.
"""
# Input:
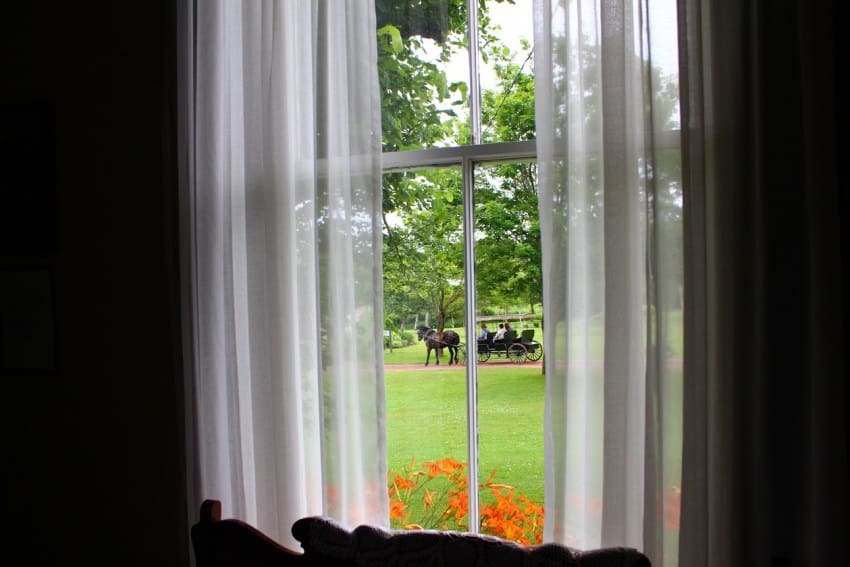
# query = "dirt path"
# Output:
<box><xmin>384</xmin><ymin>359</ymin><xmax>683</xmax><ymax>371</ymax></box>
<box><xmin>384</xmin><ymin>361</ymin><xmax>543</xmax><ymax>371</ymax></box>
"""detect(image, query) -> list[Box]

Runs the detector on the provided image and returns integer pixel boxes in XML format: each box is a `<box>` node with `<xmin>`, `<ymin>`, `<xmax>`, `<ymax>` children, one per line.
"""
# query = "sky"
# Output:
<box><xmin>413</xmin><ymin>0</ymin><xmax>682</xmax><ymax>141</ymax></box>
<box><xmin>419</xmin><ymin>1</ymin><xmax>533</xmax><ymax>97</ymax></box>
<box><xmin>481</xmin><ymin>0</ymin><xmax>535</xmax><ymax>90</ymax></box>
<box><xmin>435</xmin><ymin>0</ymin><xmax>679</xmax><ymax>101</ymax></box>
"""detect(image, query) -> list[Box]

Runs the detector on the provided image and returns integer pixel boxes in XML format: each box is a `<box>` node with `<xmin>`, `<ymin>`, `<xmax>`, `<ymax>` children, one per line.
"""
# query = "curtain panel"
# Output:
<box><xmin>179</xmin><ymin>0</ymin><xmax>387</xmax><ymax>550</ymax></box>
<box><xmin>534</xmin><ymin>1</ymin><xmax>683</xmax><ymax>564</ymax></box>
<box><xmin>677</xmin><ymin>0</ymin><xmax>848</xmax><ymax>564</ymax></box>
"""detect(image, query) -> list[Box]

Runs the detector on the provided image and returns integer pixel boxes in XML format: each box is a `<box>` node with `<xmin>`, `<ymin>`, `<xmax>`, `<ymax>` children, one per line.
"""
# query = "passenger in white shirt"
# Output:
<box><xmin>492</xmin><ymin>323</ymin><xmax>506</xmax><ymax>343</ymax></box>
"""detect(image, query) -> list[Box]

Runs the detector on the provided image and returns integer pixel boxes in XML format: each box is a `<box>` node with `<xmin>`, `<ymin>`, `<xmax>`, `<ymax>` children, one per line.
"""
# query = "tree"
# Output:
<box><xmin>377</xmin><ymin>4</ymin><xmax>683</xmax><ymax>327</ymax></box>
<box><xmin>474</xmin><ymin>40</ymin><xmax>542</xmax><ymax>313</ymax></box>
<box><xmin>377</xmin><ymin>0</ymin><xmax>511</xmax><ymax>331</ymax></box>
<box><xmin>382</xmin><ymin>169</ymin><xmax>466</xmax><ymax>332</ymax></box>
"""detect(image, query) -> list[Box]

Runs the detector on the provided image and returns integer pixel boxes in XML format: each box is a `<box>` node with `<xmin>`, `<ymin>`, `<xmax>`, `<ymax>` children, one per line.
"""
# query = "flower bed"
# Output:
<box><xmin>388</xmin><ymin>457</ymin><xmax>544</xmax><ymax>545</ymax></box>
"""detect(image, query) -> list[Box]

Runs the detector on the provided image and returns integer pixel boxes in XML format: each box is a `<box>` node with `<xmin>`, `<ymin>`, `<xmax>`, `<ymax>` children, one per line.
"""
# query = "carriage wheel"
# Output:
<box><xmin>526</xmin><ymin>344</ymin><xmax>543</xmax><ymax>361</ymax></box>
<box><xmin>478</xmin><ymin>349</ymin><xmax>491</xmax><ymax>363</ymax></box>
<box><xmin>508</xmin><ymin>343</ymin><xmax>528</xmax><ymax>363</ymax></box>
<box><xmin>458</xmin><ymin>346</ymin><xmax>467</xmax><ymax>363</ymax></box>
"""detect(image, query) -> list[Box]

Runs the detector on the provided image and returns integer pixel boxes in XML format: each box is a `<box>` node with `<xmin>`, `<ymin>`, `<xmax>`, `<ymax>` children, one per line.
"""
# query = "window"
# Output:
<box><xmin>378</xmin><ymin>0</ymin><xmax>542</xmax><ymax>541</ymax></box>
<box><xmin>378</xmin><ymin>0</ymin><xmax>683</xmax><ymax>552</ymax></box>
<box><xmin>183</xmin><ymin>0</ymin><xmax>684</xmax><ymax>559</ymax></box>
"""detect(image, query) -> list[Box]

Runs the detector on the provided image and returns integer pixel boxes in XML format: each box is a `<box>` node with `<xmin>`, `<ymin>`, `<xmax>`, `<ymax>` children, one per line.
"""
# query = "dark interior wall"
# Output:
<box><xmin>2</xmin><ymin>2</ymin><xmax>185</xmax><ymax>564</ymax></box>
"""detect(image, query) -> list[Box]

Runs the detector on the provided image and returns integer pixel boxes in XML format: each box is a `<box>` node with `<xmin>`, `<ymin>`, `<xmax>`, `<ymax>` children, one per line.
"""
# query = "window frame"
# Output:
<box><xmin>380</xmin><ymin>0</ymin><xmax>539</xmax><ymax>535</ymax></box>
<box><xmin>380</xmin><ymin>0</ymin><xmax>684</xmax><ymax>533</ymax></box>
<box><xmin>383</xmin><ymin>137</ymin><xmax>536</xmax><ymax>532</ymax></box>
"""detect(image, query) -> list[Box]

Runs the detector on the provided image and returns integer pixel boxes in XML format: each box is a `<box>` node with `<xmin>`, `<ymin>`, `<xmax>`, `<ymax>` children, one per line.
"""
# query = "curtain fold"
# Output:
<box><xmin>677</xmin><ymin>0</ymin><xmax>848</xmax><ymax>564</ymax></box>
<box><xmin>534</xmin><ymin>1</ymin><xmax>683</xmax><ymax>564</ymax></box>
<box><xmin>180</xmin><ymin>0</ymin><xmax>386</xmax><ymax>549</ymax></box>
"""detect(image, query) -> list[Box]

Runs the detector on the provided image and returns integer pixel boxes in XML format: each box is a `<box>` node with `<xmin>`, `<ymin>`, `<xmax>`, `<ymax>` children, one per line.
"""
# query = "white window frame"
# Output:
<box><xmin>381</xmin><ymin>0</ymin><xmax>538</xmax><ymax>526</ymax></box>
<box><xmin>383</xmin><ymin>139</ymin><xmax>538</xmax><ymax>534</ymax></box>
<box><xmin>380</xmin><ymin>0</ymin><xmax>680</xmax><ymax>532</ymax></box>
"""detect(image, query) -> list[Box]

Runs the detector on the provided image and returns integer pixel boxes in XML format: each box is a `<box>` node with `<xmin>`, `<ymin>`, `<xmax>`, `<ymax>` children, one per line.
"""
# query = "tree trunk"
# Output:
<box><xmin>436</xmin><ymin>310</ymin><xmax>446</xmax><ymax>333</ymax></box>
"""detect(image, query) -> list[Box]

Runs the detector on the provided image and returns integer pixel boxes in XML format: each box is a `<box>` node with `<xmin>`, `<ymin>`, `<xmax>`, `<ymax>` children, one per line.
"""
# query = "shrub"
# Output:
<box><xmin>385</xmin><ymin>330</ymin><xmax>416</xmax><ymax>348</ymax></box>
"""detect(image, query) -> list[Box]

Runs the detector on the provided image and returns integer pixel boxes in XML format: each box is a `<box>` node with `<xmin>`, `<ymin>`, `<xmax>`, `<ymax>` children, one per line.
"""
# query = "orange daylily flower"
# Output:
<box><xmin>424</xmin><ymin>457</ymin><xmax>463</xmax><ymax>478</ymax></box>
<box><xmin>447</xmin><ymin>491</ymin><xmax>469</xmax><ymax>520</ymax></box>
<box><xmin>390</xmin><ymin>500</ymin><xmax>407</xmax><ymax>520</ymax></box>
<box><xmin>393</xmin><ymin>474</ymin><xmax>415</xmax><ymax>490</ymax></box>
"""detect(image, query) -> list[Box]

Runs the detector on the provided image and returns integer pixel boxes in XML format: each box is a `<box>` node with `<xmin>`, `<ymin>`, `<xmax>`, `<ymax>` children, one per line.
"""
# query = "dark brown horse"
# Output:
<box><xmin>416</xmin><ymin>325</ymin><xmax>461</xmax><ymax>366</ymax></box>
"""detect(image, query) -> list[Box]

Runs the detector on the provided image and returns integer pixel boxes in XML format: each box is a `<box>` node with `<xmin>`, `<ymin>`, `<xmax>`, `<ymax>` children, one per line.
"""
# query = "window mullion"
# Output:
<box><xmin>381</xmin><ymin>140</ymin><xmax>536</xmax><ymax>171</ymax></box>
<box><xmin>461</xmin><ymin>156</ymin><xmax>480</xmax><ymax>533</ymax></box>
<box><xmin>467</xmin><ymin>0</ymin><xmax>482</xmax><ymax>144</ymax></box>
<box><xmin>465</xmin><ymin>0</ymin><xmax>482</xmax><ymax>531</ymax></box>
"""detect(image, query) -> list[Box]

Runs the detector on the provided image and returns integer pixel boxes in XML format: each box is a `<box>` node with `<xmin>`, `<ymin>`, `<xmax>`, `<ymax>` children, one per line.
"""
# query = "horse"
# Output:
<box><xmin>416</xmin><ymin>325</ymin><xmax>461</xmax><ymax>366</ymax></box>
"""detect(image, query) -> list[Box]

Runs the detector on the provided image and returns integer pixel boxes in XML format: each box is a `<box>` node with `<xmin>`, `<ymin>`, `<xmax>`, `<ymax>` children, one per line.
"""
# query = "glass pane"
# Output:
<box><xmin>382</xmin><ymin>166</ymin><xmax>470</xmax><ymax>531</ymax></box>
<box><xmin>376</xmin><ymin>1</ymin><xmax>471</xmax><ymax>151</ymax></box>
<box><xmin>376</xmin><ymin>0</ymin><xmax>536</xmax><ymax>150</ymax></box>
<box><xmin>478</xmin><ymin>0</ymin><xmax>536</xmax><ymax>144</ymax></box>
<box><xmin>474</xmin><ymin>160</ymin><xmax>544</xmax><ymax>544</ymax></box>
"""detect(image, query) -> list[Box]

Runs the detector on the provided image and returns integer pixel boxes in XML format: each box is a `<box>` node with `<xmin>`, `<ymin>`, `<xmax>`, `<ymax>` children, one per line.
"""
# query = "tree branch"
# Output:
<box><xmin>383</xmin><ymin>211</ymin><xmax>408</xmax><ymax>278</ymax></box>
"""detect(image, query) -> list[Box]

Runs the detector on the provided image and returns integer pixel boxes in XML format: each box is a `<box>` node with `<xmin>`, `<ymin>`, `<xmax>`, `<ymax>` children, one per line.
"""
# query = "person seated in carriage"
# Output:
<box><xmin>477</xmin><ymin>322</ymin><xmax>490</xmax><ymax>341</ymax></box>
<box><xmin>492</xmin><ymin>323</ymin><xmax>506</xmax><ymax>345</ymax></box>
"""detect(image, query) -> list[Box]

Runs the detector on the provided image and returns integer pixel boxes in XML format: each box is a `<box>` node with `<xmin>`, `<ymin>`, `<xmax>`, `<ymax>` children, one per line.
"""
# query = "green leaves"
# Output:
<box><xmin>376</xmin><ymin>2</ymin><xmax>469</xmax><ymax>154</ymax></box>
<box><xmin>449</xmin><ymin>81</ymin><xmax>468</xmax><ymax>105</ymax></box>
<box><xmin>379</xmin><ymin>0</ymin><xmax>545</xmax><ymax>321</ymax></box>
<box><xmin>378</xmin><ymin>24</ymin><xmax>404</xmax><ymax>54</ymax></box>
<box><xmin>383</xmin><ymin>168</ymin><xmax>466</xmax><ymax>331</ymax></box>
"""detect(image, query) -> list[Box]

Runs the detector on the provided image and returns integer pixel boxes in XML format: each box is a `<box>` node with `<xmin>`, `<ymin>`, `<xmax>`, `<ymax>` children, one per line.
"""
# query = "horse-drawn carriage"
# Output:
<box><xmin>477</xmin><ymin>328</ymin><xmax>543</xmax><ymax>364</ymax></box>
<box><xmin>414</xmin><ymin>325</ymin><xmax>542</xmax><ymax>365</ymax></box>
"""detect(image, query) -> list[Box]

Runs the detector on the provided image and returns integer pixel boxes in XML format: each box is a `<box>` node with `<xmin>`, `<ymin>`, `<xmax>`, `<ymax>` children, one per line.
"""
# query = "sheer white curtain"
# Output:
<box><xmin>179</xmin><ymin>0</ymin><xmax>386</xmax><ymax>549</ymax></box>
<box><xmin>534</xmin><ymin>1</ymin><xmax>682</xmax><ymax>564</ymax></box>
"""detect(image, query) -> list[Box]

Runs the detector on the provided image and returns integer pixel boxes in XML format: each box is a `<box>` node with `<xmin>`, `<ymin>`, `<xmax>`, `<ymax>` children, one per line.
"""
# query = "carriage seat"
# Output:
<box><xmin>500</xmin><ymin>330</ymin><xmax>518</xmax><ymax>344</ymax></box>
<box><xmin>520</xmin><ymin>329</ymin><xmax>535</xmax><ymax>343</ymax></box>
<box><xmin>192</xmin><ymin>499</ymin><xmax>652</xmax><ymax>567</ymax></box>
<box><xmin>477</xmin><ymin>331</ymin><xmax>496</xmax><ymax>352</ymax></box>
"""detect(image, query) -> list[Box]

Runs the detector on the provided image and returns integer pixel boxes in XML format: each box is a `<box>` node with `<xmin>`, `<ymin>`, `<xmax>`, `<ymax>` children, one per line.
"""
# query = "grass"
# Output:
<box><xmin>384</xmin><ymin>348</ymin><xmax>683</xmax><ymax>524</ymax></box>
<box><xmin>386</xmin><ymin>365</ymin><xmax>546</xmax><ymax>503</ymax></box>
<box><xmin>384</xmin><ymin>311</ymin><xmax>683</xmax><ymax>538</ymax></box>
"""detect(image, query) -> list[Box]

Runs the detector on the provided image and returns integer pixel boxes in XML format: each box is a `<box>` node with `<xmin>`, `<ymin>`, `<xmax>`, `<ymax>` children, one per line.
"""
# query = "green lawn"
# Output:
<box><xmin>384</xmin><ymin>313</ymin><xmax>682</xmax><ymax>547</ymax></box>
<box><xmin>384</xmin><ymin>361</ymin><xmax>683</xmax><ymax>523</ymax></box>
<box><xmin>383</xmin><ymin>342</ymin><xmax>447</xmax><ymax>364</ymax></box>
<box><xmin>386</xmin><ymin>365</ymin><xmax>546</xmax><ymax>503</ymax></box>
